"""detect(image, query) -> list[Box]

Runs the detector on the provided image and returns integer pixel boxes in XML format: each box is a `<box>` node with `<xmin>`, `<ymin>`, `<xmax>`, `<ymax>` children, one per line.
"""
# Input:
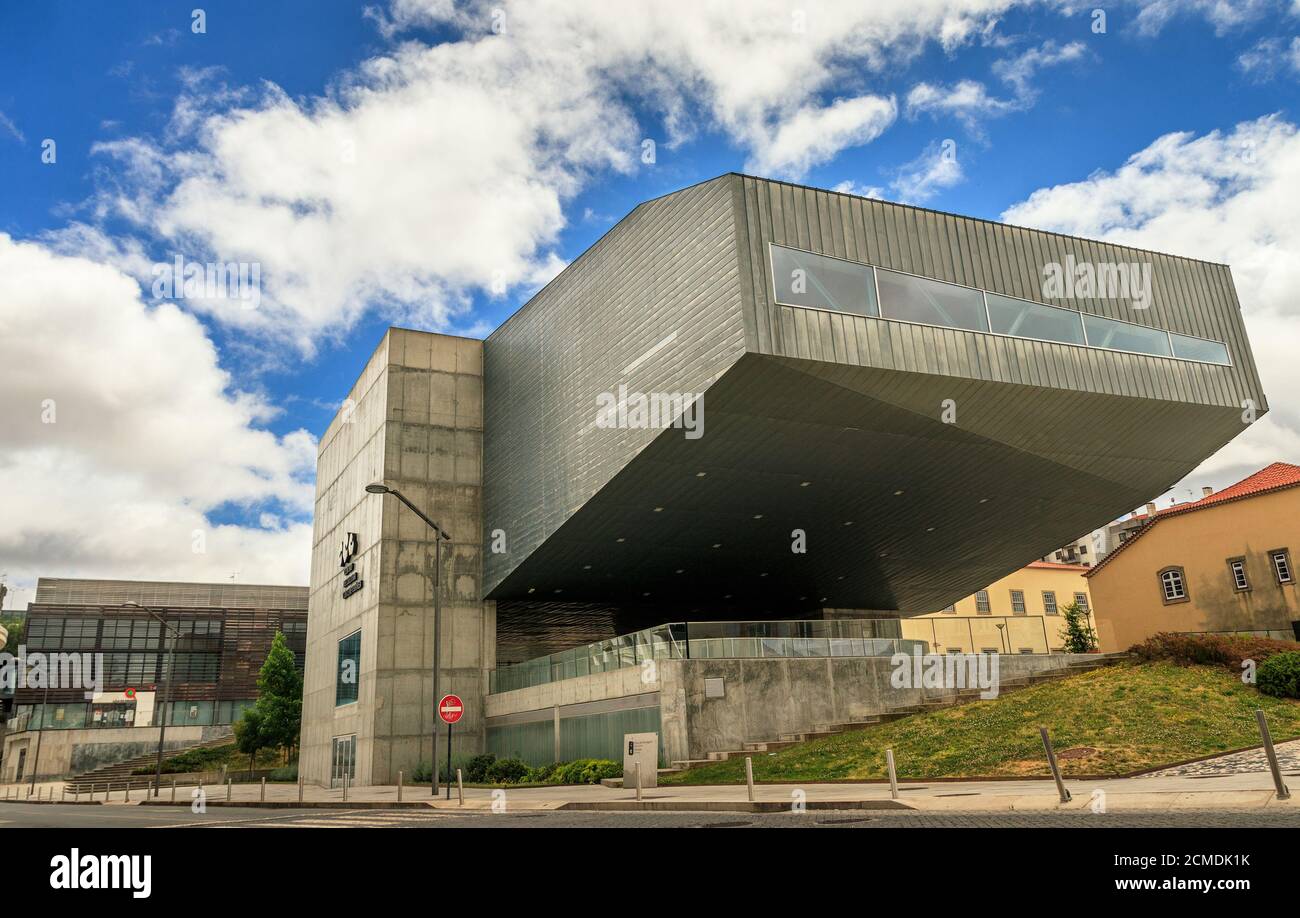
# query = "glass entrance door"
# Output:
<box><xmin>330</xmin><ymin>735</ymin><xmax>356</xmax><ymax>789</ymax></box>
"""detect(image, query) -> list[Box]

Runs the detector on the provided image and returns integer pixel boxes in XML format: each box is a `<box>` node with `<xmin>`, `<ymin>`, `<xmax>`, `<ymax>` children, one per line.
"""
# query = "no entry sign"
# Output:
<box><xmin>438</xmin><ymin>694</ymin><xmax>464</xmax><ymax>725</ymax></box>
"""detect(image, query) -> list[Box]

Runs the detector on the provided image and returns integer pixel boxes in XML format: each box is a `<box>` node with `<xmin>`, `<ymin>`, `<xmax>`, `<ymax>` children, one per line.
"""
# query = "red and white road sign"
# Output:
<box><xmin>438</xmin><ymin>694</ymin><xmax>464</xmax><ymax>725</ymax></box>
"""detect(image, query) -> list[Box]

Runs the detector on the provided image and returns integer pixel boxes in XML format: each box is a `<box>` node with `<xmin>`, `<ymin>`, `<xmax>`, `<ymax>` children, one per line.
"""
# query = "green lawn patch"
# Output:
<box><xmin>662</xmin><ymin>661</ymin><xmax>1300</xmax><ymax>785</ymax></box>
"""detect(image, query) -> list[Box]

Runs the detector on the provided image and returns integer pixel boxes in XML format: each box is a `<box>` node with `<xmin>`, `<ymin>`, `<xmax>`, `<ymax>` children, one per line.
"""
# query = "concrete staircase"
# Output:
<box><xmin>670</xmin><ymin>653</ymin><xmax>1128</xmax><ymax>771</ymax></box>
<box><xmin>63</xmin><ymin>732</ymin><xmax>235</xmax><ymax>794</ymax></box>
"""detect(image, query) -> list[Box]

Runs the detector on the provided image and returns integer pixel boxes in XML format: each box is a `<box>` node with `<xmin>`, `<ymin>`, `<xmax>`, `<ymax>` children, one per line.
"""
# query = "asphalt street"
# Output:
<box><xmin>5</xmin><ymin>803</ymin><xmax>1300</xmax><ymax>828</ymax></box>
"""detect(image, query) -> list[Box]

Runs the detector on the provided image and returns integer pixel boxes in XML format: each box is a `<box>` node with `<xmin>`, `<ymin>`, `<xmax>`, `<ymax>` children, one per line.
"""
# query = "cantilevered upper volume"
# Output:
<box><xmin>482</xmin><ymin>174</ymin><xmax>1267</xmax><ymax>616</ymax></box>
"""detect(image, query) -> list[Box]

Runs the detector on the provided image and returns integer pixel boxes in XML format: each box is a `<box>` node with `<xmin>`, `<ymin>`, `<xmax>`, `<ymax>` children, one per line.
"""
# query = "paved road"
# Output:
<box><xmin>1141</xmin><ymin>739</ymin><xmax>1300</xmax><ymax>778</ymax></box>
<box><xmin>5</xmin><ymin>803</ymin><xmax>1300</xmax><ymax>828</ymax></box>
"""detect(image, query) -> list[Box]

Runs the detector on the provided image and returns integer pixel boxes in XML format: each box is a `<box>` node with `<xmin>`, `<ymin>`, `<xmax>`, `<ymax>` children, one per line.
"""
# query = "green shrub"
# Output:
<box><xmin>1257</xmin><ymin>651</ymin><xmax>1300</xmax><ymax>699</ymax></box>
<box><xmin>485</xmin><ymin>757</ymin><xmax>529</xmax><ymax>784</ymax></box>
<box><xmin>131</xmin><ymin>743</ymin><xmax>239</xmax><ymax>775</ymax></box>
<box><xmin>463</xmin><ymin>753</ymin><xmax>496</xmax><ymax>783</ymax></box>
<box><xmin>1129</xmin><ymin>632</ymin><xmax>1298</xmax><ymax>671</ymax></box>
<box><xmin>525</xmin><ymin>762</ymin><xmax>558</xmax><ymax>784</ymax></box>
<box><xmin>549</xmin><ymin>758</ymin><xmax>622</xmax><ymax>785</ymax></box>
<box><xmin>411</xmin><ymin>760</ymin><xmax>433</xmax><ymax>783</ymax></box>
<box><xmin>269</xmin><ymin>764</ymin><xmax>298</xmax><ymax>782</ymax></box>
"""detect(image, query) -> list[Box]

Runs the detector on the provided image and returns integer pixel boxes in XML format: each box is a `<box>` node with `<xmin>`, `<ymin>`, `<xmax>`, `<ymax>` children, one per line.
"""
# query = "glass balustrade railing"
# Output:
<box><xmin>487</xmin><ymin>619</ymin><xmax>926</xmax><ymax>694</ymax></box>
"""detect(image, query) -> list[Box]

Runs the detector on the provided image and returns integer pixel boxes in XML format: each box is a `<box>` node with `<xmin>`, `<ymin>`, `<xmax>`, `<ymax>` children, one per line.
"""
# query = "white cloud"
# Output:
<box><xmin>0</xmin><ymin>234</ymin><xmax>314</xmax><ymax>611</ymax></box>
<box><xmin>0</xmin><ymin>110</ymin><xmax>23</xmax><ymax>143</ymax></box>
<box><xmin>1001</xmin><ymin>115</ymin><xmax>1300</xmax><ymax>491</ymax></box>
<box><xmin>748</xmin><ymin>95</ymin><xmax>898</xmax><ymax>177</ymax></box>
<box><xmin>90</xmin><ymin>0</ymin><xmax>1073</xmax><ymax>350</ymax></box>
<box><xmin>832</xmin><ymin>180</ymin><xmax>885</xmax><ymax>199</ymax></box>
<box><xmin>891</xmin><ymin>142</ymin><xmax>965</xmax><ymax>202</ymax></box>
<box><xmin>906</xmin><ymin>40</ymin><xmax>1085</xmax><ymax>136</ymax></box>
<box><xmin>1132</xmin><ymin>0</ymin><xmax>1274</xmax><ymax>36</ymax></box>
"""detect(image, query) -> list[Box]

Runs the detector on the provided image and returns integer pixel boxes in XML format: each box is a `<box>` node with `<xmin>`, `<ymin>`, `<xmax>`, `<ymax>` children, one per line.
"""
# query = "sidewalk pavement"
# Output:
<box><xmin>2</xmin><ymin>768</ymin><xmax>1295</xmax><ymax>814</ymax></box>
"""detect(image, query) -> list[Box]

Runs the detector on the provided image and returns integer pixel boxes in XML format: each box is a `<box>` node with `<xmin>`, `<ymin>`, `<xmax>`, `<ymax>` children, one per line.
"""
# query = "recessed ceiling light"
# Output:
<box><xmin>554</xmin><ymin>589</ymin><xmax>562</xmax><ymax>593</ymax></box>
<box><xmin>926</xmin><ymin>526</ymin><xmax>936</xmax><ymax>532</ymax></box>
<box><xmin>616</xmin><ymin>537</ymin><xmax>625</xmax><ymax>542</ymax></box>
<box><xmin>583</xmin><ymin>564</ymin><xmax>592</xmax><ymax>570</ymax></box>
<box><xmin>642</xmin><ymin>592</ymin><xmax>651</xmax><ymax>597</ymax></box>
<box><xmin>753</xmin><ymin>514</ymin><xmax>763</xmax><ymax>519</ymax></box>
<box><xmin>724</xmin><ymin>594</ymin><xmax>732</xmax><ymax>599</ymax></box>
<box><xmin>837</xmin><ymin>576</ymin><xmax>845</xmax><ymax>580</ymax></box>
<box><xmin>696</xmin><ymin>471</ymin><xmax>707</xmax><ymax>478</ymax></box>
<box><xmin>844</xmin><ymin>521</ymin><xmax>854</xmax><ymax>526</ymax></box>
<box><xmin>979</xmin><ymin>497</ymin><xmax>991</xmax><ymax>503</ymax></box>
<box><xmin>894</xmin><ymin>490</ymin><xmax>905</xmax><ymax>496</ymax></box>
<box><xmin>675</xmin><ymin>569</ymin><xmax>685</xmax><ymax>574</ymax></box>
<box><xmin>760</xmin><ymin>572</ymin><xmax>769</xmax><ymax>577</ymax></box>
<box><xmin>528</xmin><ymin>587</ymin><xmax>535</xmax><ymax>593</ymax></box>
<box><xmin>712</xmin><ymin>543</ymin><xmax>722</xmax><ymax>549</ymax></box>
<box><xmin>653</xmin><ymin>507</ymin><xmax>664</xmax><ymax>512</ymax></box>
<box><xmin>800</xmin><ymin>481</ymin><xmax>811</xmax><ymax>487</ymax></box>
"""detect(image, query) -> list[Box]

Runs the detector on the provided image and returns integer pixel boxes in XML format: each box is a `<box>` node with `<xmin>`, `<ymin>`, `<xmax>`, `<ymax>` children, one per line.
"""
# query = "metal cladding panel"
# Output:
<box><xmin>483</xmin><ymin>175</ymin><xmax>747</xmax><ymax>597</ymax></box>
<box><xmin>737</xmin><ymin>174</ymin><xmax>1266</xmax><ymax>412</ymax></box>
<box><xmin>479</xmin><ymin>173</ymin><xmax>1269</xmax><ymax>618</ymax></box>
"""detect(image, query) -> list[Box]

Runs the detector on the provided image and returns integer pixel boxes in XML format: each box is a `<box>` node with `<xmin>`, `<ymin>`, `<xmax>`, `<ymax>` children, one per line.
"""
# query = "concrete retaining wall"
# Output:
<box><xmin>1</xmin><ymin>725</ymin><xmax>231</xmax><ymax>781</ymax></box>
<box><xmin>658</xmin><ymin>654</ymin><xmax>1096</xmax><ymax>764</ymax></box>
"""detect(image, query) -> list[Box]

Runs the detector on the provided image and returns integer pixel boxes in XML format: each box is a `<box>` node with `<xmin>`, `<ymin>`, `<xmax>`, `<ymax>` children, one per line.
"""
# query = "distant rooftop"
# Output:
<box><xmin>32</xmin><ymin>577</ymin><xmax>309</xmax><ymax>611</ymax></box>
<box><xmin>1087</xmin><ymin>462</ymin><xmax>1300</xmax><ymax>577</ymax></box>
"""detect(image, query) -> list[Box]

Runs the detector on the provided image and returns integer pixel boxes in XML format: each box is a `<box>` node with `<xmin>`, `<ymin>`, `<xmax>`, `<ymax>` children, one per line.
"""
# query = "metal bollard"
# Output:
<box><xmin>227</xmin><ymin>779</ymin><xmax>232</xmax><ymax>803</ymax></box>
<box><xmin>397</xmin><ymin>770</ymin><xmax>403</xmax><ymax>803</ymax></box>
<box><xmin>1255</xmin><ymin>709</ymin><xmax>1291</xmax><ymax>800</ymax></box>
<box><xmin>635</xmin><ymin>763</ymin><xmax>643</xmax><ymax>802</ymax></box>
<box><xmin>886</xmin><ymin>748</ymin><xmax>899</xmax><ymax>800</ymax></box>
<box><xmin>298</xmin><ymin>773</ymin><xmax>304</xmax><ymax>804</ymax></box>
<box><xmin>62</xmin><ymin>785</ymin><xmax>66</xmax><ymax>803</ymax></box>
<box><xmin>744</xmin><ymin>756</ymin><xmax>754</xmax><ymax>803</ymax></box>
<box><xmin>125</xmin><ymin>783</ymin><xmax>130</xmax><ymax>802</ymax></box>
<box><xmin>171</xmin><ymin>779</ymin><xmax>177</xmax><ymax>803</ymax></box>
<box><xmin>457</xmin><ymin>768</ymin><xmax>464</xmax><ymax>806</ymax></box>
<box><xmin>260</xmin><ymin>776</ymin><xmax>266</xmax><ymax>803</ymax></box>
<box><xmin>343</xmin><ymin>771</ymin><xmax>349</xmax><ymax>803</ymax></box>
<box><xmin>1040</xmin><ymin>726</ymin><xmax>1072</xmax><ymax>803</ymax></box>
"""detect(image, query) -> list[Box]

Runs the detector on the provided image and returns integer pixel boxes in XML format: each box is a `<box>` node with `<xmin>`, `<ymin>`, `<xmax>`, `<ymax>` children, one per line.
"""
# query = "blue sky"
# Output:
<box><xmin>2</xmin><ymin>0</ymin><xmax>1300</xmax><ymax>606</ymax></box>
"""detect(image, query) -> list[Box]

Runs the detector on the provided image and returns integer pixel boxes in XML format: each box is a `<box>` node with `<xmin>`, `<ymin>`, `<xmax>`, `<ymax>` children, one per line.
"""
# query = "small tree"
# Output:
<box><xmin>1060</xmin><ymin>600</ymin><xmax>1099</xmax><ymax>653</ymax></box>
<box><xmin>254</xmin><ymin>631</ymin><xmax>303</xmax><ymax>760</ymax></box>
<box><xmin>233</xmin><ymin>706</ymin><xmax>267</xmax><ymax>777</ymax></box>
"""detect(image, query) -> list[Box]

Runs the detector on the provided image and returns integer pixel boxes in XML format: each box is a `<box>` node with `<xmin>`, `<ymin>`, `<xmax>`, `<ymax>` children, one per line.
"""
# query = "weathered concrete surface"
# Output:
<box><xmin>659</xmin><ymin>653</ymin><xmax>1100</xmax><ymax>764</ymax></box>
<box><xmin>302</xmin><ymin>329</ymin><xmax>493</xmax><ymax>787</ymax></box>
<box><xmin>1</xmin><ymin>725</ymin><xmax>226</xmax><ymax>781</ymax></box>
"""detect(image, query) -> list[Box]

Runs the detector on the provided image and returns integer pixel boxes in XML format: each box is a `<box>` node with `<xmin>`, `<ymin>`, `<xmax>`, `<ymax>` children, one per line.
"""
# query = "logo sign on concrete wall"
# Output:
<box><xmin>339</xmin><ymin>531</ymin><xmax>364</xmax><ymax>599</ymax></box>
<box><xmin>438</xmin><ymin>694</ymin><xmax>464</xmax><ymax>725</ymax></box>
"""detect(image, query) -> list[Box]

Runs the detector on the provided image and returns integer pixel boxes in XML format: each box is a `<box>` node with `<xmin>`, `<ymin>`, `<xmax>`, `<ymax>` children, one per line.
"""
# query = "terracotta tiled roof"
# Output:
<box><xmin>1085</xmin><ymin>462</ymin><xmax>1300</xmax><ymax>577</ymax></box>
<box><xmin>1027</xmin><ymin>560</ymin><xmax>1091</xmax><ymax>572</ymax></box>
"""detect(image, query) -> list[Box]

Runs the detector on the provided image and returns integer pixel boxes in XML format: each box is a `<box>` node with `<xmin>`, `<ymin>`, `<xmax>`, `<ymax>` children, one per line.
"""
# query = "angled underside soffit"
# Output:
<box><xmin>487</xmin><ymin>352</ymin><xmax>1245</xmax><ymax>617</ymax></box>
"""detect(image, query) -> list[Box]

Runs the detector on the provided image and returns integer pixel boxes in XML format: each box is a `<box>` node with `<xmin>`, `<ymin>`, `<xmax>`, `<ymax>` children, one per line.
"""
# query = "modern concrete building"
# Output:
<box><xmin>1</xmin><ymin>577</ymin><xmax>307</xmax><ymax>783</ymax></box>
<box><xmin>301</xmin><ymin>174</ymin><xmax>1267</xmax><ymax>783</ymax></box>
<box><xmin>1087</xmin><ymin>462</ymin><xmax>1300</xmax><ymax>651</ymax></box>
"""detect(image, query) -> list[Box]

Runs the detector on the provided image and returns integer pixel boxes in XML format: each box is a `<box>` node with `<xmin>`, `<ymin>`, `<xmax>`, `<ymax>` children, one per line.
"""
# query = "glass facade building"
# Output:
<box><xmin>5</xmin><ymin>578</ymin><xmax>307</xmax><ymax>733</ymax></box>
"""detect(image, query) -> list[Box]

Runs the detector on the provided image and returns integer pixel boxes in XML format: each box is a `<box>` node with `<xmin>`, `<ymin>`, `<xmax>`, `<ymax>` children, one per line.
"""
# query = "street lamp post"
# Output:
<box><xmin>28</xmin><ymin>676</ymin><xmax>50</xmax><ymax>795</ymax></box>
<box><xmin>366</xmin><ymin>483</ymin><xmax>452</xmax><ymax>797</ymax></box>
<box><xmin>122</xmin><ymin>602</ymin><xmax>181</xmax><ymax>797</ymax></box>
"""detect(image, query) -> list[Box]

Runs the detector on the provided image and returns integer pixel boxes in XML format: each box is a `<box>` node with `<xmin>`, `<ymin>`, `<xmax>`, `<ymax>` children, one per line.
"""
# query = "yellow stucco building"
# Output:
<box><xmin>1086</xmin><ymin>462</ymin><xmax>1300</xmax><ymax>652</ymax></box>
<box><xmin>900</xmin><ymin>561</ymin><xmax>1092</xmax><ymax>654</ymax></box>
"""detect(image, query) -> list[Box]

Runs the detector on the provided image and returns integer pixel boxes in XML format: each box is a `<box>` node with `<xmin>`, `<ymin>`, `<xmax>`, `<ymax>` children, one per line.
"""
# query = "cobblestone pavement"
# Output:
<box><xmin>164</xmin><ymin>808</ymin><xmax>1300</xmax><ymax>829</ymax></box>
<box><xmin>1139</xmin><ymin>739</ymin><xmax>1300</xmax><ymax>778</ymax></box>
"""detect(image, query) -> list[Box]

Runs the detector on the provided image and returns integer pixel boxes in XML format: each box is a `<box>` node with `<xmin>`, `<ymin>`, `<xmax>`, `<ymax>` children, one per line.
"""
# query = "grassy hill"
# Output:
<box><xmin>663</xmin><ymin>661</ymin><xmax>1300</xmax><ymax>785</ymax></box>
